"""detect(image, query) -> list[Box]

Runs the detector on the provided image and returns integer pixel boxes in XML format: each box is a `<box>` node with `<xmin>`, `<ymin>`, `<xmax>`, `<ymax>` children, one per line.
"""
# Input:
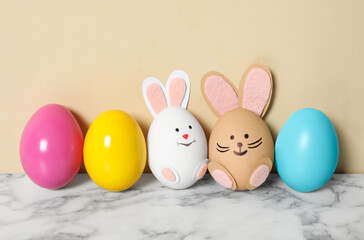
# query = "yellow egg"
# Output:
<box><xmin>84</xmin><ymin>110</ymin><xmax>146</xmax><ymax>191</ymax></box>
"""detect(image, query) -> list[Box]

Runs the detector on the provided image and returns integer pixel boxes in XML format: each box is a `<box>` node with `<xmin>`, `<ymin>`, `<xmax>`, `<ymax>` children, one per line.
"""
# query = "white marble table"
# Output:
<box><xmin>0</xmin><ymin>173</ymin><xmax>363</xmax><ymax>240</ymax></box>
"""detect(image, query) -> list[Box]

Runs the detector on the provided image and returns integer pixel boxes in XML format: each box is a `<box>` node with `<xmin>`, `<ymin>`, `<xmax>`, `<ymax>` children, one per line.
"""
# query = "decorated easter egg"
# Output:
<box><xmin>20</xmin><ymin>104</ymin><xmax>83</xmax><ymax>189</ymax></box>
<box><xmin>201</xmin><ymin>64</ymin><xmax>275</xmax><ymax>190</ymax></box>
<box><xmin>84</xmin><ymin>110</ymin><xmax>146</xmax><ymax>191</ymax></box>
<box><xmin>142</xmin><ymin>70</ymin><xmax>209</xmax><ymax>189</ymax></box>
<box><xmin>147</xmin><ymin>106</ymin><xmax>208</xmax><ymax>189</ymax></box>
<box><xmin>275</xmin><ymin>108</ymin><xmax>339</xmax><ymax>192</ymax></box>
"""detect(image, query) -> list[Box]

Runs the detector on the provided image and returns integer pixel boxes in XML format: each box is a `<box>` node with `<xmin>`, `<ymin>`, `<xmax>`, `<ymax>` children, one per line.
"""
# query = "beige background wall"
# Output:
<box><xmin>1</xmin><ymin>0</ymin><xmax>363</xmax><ymax>173</ymax></box>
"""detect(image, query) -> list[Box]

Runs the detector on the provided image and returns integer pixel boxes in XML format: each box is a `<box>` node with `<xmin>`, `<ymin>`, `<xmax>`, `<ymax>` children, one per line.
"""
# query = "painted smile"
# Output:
<box><xmin>177</xmin><ymin>139</ymin><xmax>196</xmax><ymax>147</ymax></box>
<box><xmin>233</xmin><ymin>150</ymin><xmax>248</xmax><ymax>156</ymax></box>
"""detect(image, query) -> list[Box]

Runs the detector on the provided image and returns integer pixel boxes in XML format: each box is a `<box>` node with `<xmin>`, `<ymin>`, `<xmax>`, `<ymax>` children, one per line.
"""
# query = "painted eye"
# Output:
<box><xmin>244</xmin><ymin>134</ymin><xmax>249</xmax><ymax>139</ymax></box>
<box><xmin>175</xmin><ymin>128</ymin><xmax>179</xmax><ymax>132</ymax></box>
<box><xmin>230</xmin><ymin>135</ymin><xmax>234</xmax><ymax>140</ymax></box>
<box><xmin>189</xmin><ymin>125</ymin><xmax>192</xmax><ymax>129</ymax></box>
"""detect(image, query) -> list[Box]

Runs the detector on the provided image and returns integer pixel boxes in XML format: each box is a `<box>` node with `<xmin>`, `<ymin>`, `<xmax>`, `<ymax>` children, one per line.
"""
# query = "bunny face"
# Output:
<box><xmin>143</xmin><ymin>70</ymin><xmax>208</xmax><ymax>189</ymax></box>
<box><xmin>148</xmin><ymin>106</ymin><xmax>207</xmax><ymax>159</ymax></box>
<box><xmin>209</xmin><ymin>108</ymin><xmax>274</xmax><ymax>190</ymax></box>
<box><xmin>202</xmin><ymin>64</ymin><xmax>274</xmax><ymax>190</ymax></box>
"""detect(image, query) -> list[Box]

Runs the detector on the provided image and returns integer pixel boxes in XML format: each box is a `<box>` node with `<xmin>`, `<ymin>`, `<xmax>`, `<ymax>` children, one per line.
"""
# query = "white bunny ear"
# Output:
<box><xmin>142</xmin><ymin>77</ymin><xmax>168</xmax><ymax>118</ymax></box>
<box><xmin>166</xmin><ymin>70</ymin><xmax>190</xmax><ymax>109</ymax></box>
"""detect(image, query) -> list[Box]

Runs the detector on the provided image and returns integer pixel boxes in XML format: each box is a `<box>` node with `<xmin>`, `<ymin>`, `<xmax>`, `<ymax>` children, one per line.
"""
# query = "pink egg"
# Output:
<box><xmin>20</xmin><ymin>104</ymin><xmax>83</xmax><ymax>189</ymax></box>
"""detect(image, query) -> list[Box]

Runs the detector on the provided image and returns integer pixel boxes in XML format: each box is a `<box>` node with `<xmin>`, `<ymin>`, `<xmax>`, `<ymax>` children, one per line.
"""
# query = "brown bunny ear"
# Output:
<box><xmin>238</xmin><ymin>64</ymin><xmax>273</xmax><ymax>118</ymax></box>
<box><xmin>201</xmin><ymin>72</ymin><xmax>239</xmax><ymax>117</ymax></box>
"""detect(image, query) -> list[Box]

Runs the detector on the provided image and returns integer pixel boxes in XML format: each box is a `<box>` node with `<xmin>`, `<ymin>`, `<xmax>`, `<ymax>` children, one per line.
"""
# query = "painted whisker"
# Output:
<box><xmin>248</xmin><ymin>141</ymin><xmax>263</xmax><ymax>149</ymax></box>
<box><xmin>217</xmin><ymin>148</ymin><xmax>229</xmax><ymax>153</ymax></box>
<box><xmin>248</xmin><ymin>138</ymin><xmax>262</xmax><ymax>145</ymax></box>
<box><xmin>217</xmin><ymin>143</ymin><xmax>229</xmax><ymax>149</ymax></box>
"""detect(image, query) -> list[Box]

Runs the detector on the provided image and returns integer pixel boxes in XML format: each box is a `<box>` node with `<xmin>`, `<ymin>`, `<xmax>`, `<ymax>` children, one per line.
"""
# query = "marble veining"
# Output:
<box><xmin>0</xmin><ymin>174</ymin><xmax>363</xmax><ymax>240</ymax></box>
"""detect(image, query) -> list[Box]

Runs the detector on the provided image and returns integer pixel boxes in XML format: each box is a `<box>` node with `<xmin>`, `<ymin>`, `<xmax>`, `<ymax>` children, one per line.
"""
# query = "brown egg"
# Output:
<box><xmin>202</xmin><ymin>63</ymin><xmax>275</xmax><ymax>190</ymax></box>
<box><xmin>209</xmin><ymin>108</ymin><xmax>274</xmax><ymax>190</ymax></box>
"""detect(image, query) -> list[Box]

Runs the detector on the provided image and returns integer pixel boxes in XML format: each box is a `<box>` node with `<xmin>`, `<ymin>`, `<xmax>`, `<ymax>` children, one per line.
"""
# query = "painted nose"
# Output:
<box><xmin>182</xmin><ymin>134</ymin><xmax>189</xmax><ymax>140</ymax></box>
<box><xmin>237</xmin><ymin>142</ymin><xmax>243</xmax><ymax>148</ymax></box>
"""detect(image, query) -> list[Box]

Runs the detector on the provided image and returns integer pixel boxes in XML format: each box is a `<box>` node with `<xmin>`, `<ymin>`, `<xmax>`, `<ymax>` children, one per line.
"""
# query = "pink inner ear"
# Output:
<box><xmin>146</xmin><ymin>83</ymin><xmax>167</xmax><ymax>115</ymax></box>
<box><xmin>169</xmin><ymin>77</ymin><xmax>186</xmax><ymax>106</ymax></box>
<box><xmin>242</xmin><ymin>68</ymin><xmax>271</xmax><ymax>116</ymax></box>
<box><xmin>204</xmin><ymin>75</ymin><xmax>238</xmax><ymax>115</ymax></box>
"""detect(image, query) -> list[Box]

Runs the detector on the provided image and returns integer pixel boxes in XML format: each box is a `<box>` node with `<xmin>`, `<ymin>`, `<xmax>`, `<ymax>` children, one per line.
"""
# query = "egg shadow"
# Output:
<box><xmin>329</xmin><ymin>118</ymin><xmax>346</xmax><ymax>173</ymax></box>
<box><xmin>131</xmin><ymin>173</ymin><xmax>156</xmax><ymax>189</ymax></box>
<box><xmin>69</xmin><ymin>109</ymin><xmax>89</xmax><ymax>138</ymax></box>
<box><xmin>265</xmin><ymin>173</ymin><xmax>281</xmax><ymax>186</ymax></box>
<box><xmin>62</xmin><ymin>174</ymin><xmax>91</xmax><ymax>189</ymax></box>
<box><xmin>69</xmin><ymin>109</ymin><xmax>90</xmax><ymax>173</ymax></box>
<box><xmin>133</xmin><ymin>115</ymin><xmax>152</xmax><ymax>173</ymax></box>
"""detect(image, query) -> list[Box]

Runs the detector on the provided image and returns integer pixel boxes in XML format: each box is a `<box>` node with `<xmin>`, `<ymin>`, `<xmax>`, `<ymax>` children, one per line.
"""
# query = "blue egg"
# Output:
<box><xmin>275</xmin><ymin>108</ymin><xmax>339</xmax><ymax>192</ymax></box>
